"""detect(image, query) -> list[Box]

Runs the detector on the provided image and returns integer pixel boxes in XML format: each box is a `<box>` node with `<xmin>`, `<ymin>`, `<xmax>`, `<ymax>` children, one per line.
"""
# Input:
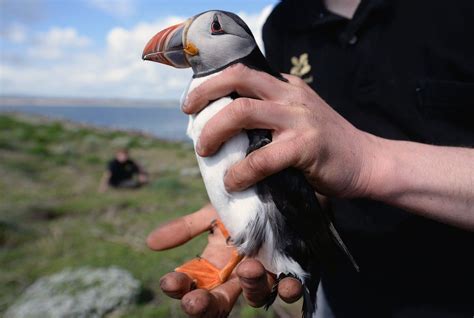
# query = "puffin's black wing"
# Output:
<box><xmin>235</xmin><ymin>47</ymin><xmax>358</xmax><ymax>317</ymax></box>
<box><xmin>237</xmin><ymin>47</ymin><xmax>357</xmax><ymax>268</ymax></box>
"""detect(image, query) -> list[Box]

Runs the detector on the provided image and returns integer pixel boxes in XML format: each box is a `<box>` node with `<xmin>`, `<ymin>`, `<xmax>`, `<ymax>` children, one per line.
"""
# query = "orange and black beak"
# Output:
<box><xmin>142</xmin><ymin>20</ymin><xmax>198</xmax><ymax>68</ymax></box>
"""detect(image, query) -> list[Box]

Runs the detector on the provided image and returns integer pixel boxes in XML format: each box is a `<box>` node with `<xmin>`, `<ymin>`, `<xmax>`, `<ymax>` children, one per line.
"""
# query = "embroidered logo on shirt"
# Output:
<box><xmin>290</xmin><ymin>53</ymin><xmax>313</xmax><ymax>84</ymax></box>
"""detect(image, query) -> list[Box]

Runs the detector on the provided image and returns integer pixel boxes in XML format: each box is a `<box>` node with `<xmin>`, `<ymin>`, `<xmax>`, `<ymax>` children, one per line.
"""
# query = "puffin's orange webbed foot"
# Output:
<box><xmin>218</xmin><ymin>249</ymin><xmax>244</xmax><ymax>283</ymax></box>
<box><xmin>175</xmin><ymin>219</ymin><xmax>243</xmax><ymax>290</ymax></box>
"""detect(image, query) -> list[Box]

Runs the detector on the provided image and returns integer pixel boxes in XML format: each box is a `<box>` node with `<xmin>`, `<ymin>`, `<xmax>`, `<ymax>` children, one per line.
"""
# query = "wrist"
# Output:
<box><xmin>352</xmin><ymin>132</ymin><xmax>397</xmax><ymax>200</ymax></box>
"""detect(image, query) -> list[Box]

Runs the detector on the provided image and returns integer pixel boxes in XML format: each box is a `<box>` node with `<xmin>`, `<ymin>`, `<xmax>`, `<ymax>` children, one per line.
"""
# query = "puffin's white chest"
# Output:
<box><xmin>184</xmin><ymin>73</ymin><xmax>260</xmax><ymax>239</ymax></box>
<box><xmin>183</xmin><ymin>73</ymin><xmax>305</xmax><ymax>279</ymax></box>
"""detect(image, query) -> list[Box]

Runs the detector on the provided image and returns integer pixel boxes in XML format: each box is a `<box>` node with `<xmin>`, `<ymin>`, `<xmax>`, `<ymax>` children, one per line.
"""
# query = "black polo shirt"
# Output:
<box><xmin>107</xmin><ymin>159</ymin><xmax>139</xmax><ymax>186</ymax></box>
<box><xmin>263</xmin><ymin>1</ymin><xmax>474</xmax><ymax>317</ymax></box>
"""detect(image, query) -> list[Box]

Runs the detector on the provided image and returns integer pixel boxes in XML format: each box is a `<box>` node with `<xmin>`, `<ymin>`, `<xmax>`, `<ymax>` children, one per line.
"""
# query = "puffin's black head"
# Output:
<box><xmin>142</xmin><ymin>10</ymin><xmax>257</xmax><ymax>75</ymax></box>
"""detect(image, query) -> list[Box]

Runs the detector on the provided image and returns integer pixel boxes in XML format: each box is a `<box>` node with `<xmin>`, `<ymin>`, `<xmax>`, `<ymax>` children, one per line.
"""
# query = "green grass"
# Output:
<box><xmin>0</xmin><ymin>113</ymin><xmax>281</xmax><ymax>317</ymax></box>
<box><xmin>0</xmin><ymin>114</ymin><xmax>292</xmax><ymax>318</ymax></box>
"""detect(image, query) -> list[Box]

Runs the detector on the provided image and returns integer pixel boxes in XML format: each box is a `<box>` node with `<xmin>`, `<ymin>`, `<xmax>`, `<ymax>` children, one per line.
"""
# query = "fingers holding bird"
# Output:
<box><xmin>185</xmin><ymin>63</ymin><xmax>372</xmax><ymax>198</ymax></box>
<box><xmin>194</xmin><ymin>95</ymin><xmax>313</xmax><ymax>192</ymax></box>
<box><xmin>182</xmin><ymin>64</ymin><xmax>293</xmax><ymax>114</ymax></box>
<box><xmin>150</xmin><ymin>205</ymin><xmax>242</xmax><ymax>317</ymax></box>
<box><xmin>160</xmin><ymin>271</ymin><xmax>196</xmax><ymax>299</ymax></box>
<box><xmin>181</xmin><ymin>275</ymin><xmax>242</xmax><ymax>318</ymax></box>
<box><xmin>178</xmin><ymin>258</ymin><xmax>303</xmax><ymax>317</ymax></box>
<box><xmin>196</xmin><ymin>98</ymin><xmax>296</xmax><ymax>157</ymax></box>
<box><xmin>236</xmin><ymin>259</ymin><xmax>274</xmax><ymax>307</ymax></box>
<box><xmin>149</xmin><ymin>204</ymin><xmax>303</xmax><ymax>316</ymax></box>
<box><xmin>236</xmin><ymin>259</ymin><xmax>303</xmax><ymax>307</ymax></box>
<box><xmin>162</xmin><ymin>258</ymin><xmax>303</xmax><ymax>317</ymax></box>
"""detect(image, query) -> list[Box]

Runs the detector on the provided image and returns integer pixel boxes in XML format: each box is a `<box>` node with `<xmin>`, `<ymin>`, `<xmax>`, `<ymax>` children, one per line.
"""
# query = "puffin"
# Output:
<box><xmin>142</xmin><ymin>10</ymin><xmax>358</xmax><ymax>317</ymax></box>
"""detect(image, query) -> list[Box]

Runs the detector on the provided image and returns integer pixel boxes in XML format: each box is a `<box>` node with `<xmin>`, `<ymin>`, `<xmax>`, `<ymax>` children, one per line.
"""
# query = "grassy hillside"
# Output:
<box><xmin>0</xmin><ymin>113</ymin><xmax>276</xmax><ymax>317</ymax></box>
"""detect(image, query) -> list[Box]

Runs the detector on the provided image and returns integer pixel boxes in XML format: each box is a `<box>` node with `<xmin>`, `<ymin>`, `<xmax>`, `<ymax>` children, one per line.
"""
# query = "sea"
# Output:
<box><xmin>0</xmin><ymin>105</ymin><xmax>190</xmax><ymax>141</ymax></box>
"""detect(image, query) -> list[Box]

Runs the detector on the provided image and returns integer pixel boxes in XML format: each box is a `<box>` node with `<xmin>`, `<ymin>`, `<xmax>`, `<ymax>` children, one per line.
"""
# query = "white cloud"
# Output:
<box><xmin>1</xmin><ymin>23</ymin><xmax>28</xmax><ymax>44</ymax></box>
<box><xmin>87</xmin><ymin>0</ymin><xmax>135</xmax><ymax>18</ymax></box>
<box><xmin>30</xmin><ymin>27</ymin><xmax>91</xmax><ymax>59</ymax></box>
<box><xmin>0</xmin><ymin>6</ymin><xmax>274</xmax><ymax>100</ymax></box>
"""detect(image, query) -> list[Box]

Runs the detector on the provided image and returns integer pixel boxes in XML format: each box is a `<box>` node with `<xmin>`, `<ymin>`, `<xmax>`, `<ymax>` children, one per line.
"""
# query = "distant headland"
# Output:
<box><xmin>0</xmin><ymin>96</ymin><xmax>179</xmax><ymax>108</ymax></box>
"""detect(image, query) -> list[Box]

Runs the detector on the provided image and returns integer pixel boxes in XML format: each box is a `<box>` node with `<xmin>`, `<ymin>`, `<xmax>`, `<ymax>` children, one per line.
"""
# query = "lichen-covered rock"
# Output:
<box><xmin>5</xmin><ymin>267</ymin><xmax>140</xmax><ymax>318</ymax></box>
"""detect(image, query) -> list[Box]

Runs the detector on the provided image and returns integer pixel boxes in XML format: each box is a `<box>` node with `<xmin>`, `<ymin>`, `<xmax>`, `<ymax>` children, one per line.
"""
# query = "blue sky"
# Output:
<box><xmin>0</xmin><ymin>0</ymin><xmax>277</xmax><ymax>99</ymax></box>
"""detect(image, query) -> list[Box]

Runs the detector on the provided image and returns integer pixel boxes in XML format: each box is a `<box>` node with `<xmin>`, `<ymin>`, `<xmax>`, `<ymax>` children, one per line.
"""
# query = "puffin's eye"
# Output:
<box><xmin>212</xmin><ymin>21</ymin><xmax>221</xmax><ymax>31</ymax></box>
<box><xmin>211</xmin><ymin>17</ymin><xmax>224</xmax><ymax>34</ymax></box>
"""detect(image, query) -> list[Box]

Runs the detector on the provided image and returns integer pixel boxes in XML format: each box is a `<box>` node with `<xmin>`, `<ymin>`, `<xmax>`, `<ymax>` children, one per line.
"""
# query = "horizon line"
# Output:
<box><xmin>0</xmin><ymin>95</ymin><xmax>180</xmax><ymax>108</ymax></box>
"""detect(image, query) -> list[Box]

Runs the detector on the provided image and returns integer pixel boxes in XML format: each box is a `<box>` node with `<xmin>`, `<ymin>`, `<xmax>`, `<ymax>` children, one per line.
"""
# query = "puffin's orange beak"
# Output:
<box><xmin>142</xmin><ymin>21</ymin><xmax>197</xmax><ymax>68</ymax></box>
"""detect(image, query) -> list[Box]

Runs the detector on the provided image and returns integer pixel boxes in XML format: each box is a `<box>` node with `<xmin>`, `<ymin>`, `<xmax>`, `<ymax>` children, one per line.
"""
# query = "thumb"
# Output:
<box><xmin>147</xmin><ymin>204</ymin><xmax>216</xmax><ymax>251</ymax></box>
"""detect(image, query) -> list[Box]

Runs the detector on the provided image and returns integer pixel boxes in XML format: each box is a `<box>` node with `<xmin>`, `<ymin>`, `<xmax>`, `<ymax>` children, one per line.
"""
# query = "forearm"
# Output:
<box><xmin>364</xmin><ymin>134</ymin><xmax>474</xmax><ymax>230</ymax></box>
<box><xmin>181</xmin><ymin>64</ymin><xmax>474</xmax><ymax>230</ymax></box>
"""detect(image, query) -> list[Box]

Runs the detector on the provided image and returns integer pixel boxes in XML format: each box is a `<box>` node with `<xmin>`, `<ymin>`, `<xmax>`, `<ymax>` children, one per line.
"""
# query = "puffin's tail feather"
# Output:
<box><xmin>263</xmin><ymin>279</ymin><xmax>280</xmax><ymax>310</ymax></box>
<box><xmin>328</xmin><ymin>222</ymin><xmax>360</xmax><ymax>272</ymax></box>
<box><xmin>264</xmin><ymin>273</ymin><xmax>295</xmax><ymax>310</ymax></box>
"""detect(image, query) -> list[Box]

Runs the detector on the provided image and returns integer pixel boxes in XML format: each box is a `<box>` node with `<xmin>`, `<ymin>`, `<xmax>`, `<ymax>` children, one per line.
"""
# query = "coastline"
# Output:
<box><xmin>0</xmin><ymin>103</ymin><xmax>190</xmax><ymax>142</ymax></box>
<box><xmin>0</xmin><ymin>96</ymin><xmax>179</xmax><ymax>108</ymax></box>
<box><xmin>0</xmin><ymin>110</ymin><xmax>172</xmax><ymax>143</ymax></box>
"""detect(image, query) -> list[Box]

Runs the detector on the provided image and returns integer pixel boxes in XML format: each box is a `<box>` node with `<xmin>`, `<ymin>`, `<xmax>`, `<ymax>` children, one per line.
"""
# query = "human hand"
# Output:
<box><xmin>147</xmin><ymin>204</ymin><xmax>303</xmax><ymax>317</ymax></box>
<box><xmin>182</xmin><ymin>64</ymin><xmax>379</xmax><ymax>198</ymax></box>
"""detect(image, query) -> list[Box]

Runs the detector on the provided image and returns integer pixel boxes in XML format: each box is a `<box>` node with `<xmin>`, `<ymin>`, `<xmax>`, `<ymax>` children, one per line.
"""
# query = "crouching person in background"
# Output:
<box><xmin>99</xmin><ymin>148</ymin><xmax>148</xmax><ymax>192</ymax></box>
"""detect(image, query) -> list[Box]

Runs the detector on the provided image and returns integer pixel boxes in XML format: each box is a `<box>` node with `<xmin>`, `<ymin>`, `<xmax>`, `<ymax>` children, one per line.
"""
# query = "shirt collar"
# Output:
<box><xmin>338</xmin><ymin>0</ymin><xmax>390</xmax><ymax>45</ymax></box>
<box><xmin>279</xmin><ymin>0</ymin><xmax>341</xmax><ymax>31</ymax></box>
<box><xmin>281</xmin><ymin>0</ymin><xmax>390</xmax><ymax>39</ymax></box>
